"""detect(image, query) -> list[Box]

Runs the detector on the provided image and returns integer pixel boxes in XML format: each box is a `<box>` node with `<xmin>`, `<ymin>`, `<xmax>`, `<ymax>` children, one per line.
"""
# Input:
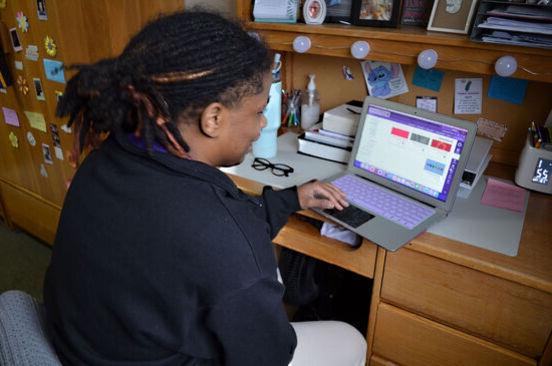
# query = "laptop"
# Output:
<box><xmin>314</xmin><ymin>96</ymin><xmax>477</xmax><ymax>251</ymax></box>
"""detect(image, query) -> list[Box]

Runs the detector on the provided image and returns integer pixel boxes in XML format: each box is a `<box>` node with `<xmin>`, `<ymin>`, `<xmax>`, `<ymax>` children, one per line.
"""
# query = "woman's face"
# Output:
<box><xmin>217</xmin><ymin>72</ymin><xmax>272</xmax><ymax>167</ymax></box>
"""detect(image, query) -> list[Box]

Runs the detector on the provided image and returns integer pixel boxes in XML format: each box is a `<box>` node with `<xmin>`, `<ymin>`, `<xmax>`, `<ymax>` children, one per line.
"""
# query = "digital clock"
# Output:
<box><xmin>515</xmin><ymin>135</ymin><xmax>552</xmax><ymax>195</ymax></box>
<box><xmin>532</xmin><ymin>158</ymin><xmax>551</xmax><ymax>185</ymax></box>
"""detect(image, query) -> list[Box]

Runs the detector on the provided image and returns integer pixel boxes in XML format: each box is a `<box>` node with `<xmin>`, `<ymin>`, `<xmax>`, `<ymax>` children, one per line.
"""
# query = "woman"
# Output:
<box><xmin>44</xmin><ymin>10</ymin><xmax>365</xmax><ymax>365</ymax></box>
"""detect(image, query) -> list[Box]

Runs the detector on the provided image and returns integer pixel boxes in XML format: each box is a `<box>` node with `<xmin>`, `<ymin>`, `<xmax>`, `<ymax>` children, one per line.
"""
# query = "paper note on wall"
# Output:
<box><xmin>454</xmin><ymin>78</ymin><xmax>482</xmax><ymax>115</ymax></box>
<box><xmin>24</xmin><ymin>111</ymin><xmax>47</xmax><ymax>132</ymax></box>
<box><xmin>412</xmin><ymin>66</ymin><xmax>444</xmax><ymax>92</ymax></box>
<box><xmin>2</xmin><ymin>107</ymin><xmax>20</xmax><ymax>127</ymax></box>
<box><xmin>488</xmin><ymin>76</ymin><xmax>528</xmax><ymax>105</ymax></box>
<box><xmin>43</xmin><ymin>58</ymin><xmax>65</xmax><ymax>83</ymax></box>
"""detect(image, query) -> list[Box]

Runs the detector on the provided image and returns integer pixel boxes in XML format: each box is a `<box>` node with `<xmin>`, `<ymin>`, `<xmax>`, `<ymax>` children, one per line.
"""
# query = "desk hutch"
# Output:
<box><xmin>234</xmin><ymin>1</ymin><xmax>552</xmax><ymax>365</ymax></box>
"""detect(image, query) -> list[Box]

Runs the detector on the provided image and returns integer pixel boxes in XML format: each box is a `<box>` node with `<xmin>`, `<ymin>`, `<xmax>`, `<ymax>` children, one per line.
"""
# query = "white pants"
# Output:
<box><xmin>289</xmin><ymin>321</ymin><xmax>367</xmax><ymax>366</ymax></box>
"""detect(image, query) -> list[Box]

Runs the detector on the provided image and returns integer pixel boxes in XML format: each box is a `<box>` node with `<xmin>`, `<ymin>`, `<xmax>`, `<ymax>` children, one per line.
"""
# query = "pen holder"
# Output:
<box><xmin>515</xmin><ymin>133</ymin><xmax>552</xmax><ymax>194</ymax></box>
<box><xmin>253</xmin><ymin>81</ymin><xmax>281</xmax><ymax>159</ymax></box>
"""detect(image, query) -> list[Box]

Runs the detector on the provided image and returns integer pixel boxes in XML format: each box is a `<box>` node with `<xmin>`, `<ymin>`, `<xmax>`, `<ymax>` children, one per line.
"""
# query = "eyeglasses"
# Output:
<box><xmin>252</xmin><ymin>158</ymin><xmax>294</xmax><ymax>177</ymax></box>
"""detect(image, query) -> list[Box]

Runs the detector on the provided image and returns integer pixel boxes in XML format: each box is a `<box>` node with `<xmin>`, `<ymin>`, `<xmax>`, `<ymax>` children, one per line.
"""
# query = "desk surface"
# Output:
<box><xmin>224</xmin><ymin>134</ymin><xmax>552</xmax><ymax>294</ymax></box>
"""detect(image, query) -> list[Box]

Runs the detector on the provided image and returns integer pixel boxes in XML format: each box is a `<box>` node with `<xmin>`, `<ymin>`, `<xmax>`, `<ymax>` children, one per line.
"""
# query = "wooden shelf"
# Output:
<box><xmin>236</xmin><ymin>1</ymin><xmax>552</xmax><ymax>83</ymax></box>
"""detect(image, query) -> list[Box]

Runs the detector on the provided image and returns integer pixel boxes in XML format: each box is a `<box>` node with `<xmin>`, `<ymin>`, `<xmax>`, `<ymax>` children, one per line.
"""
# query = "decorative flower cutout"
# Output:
<box><xmin>17</xmin><ymin>75</ymin><xmax>29</xmax><ymax>95</ymax></box>
<box><xmin>16</xmin><ymin>11</ymin><xmax>29</xmax><ymax>32</ymax></box>
<box><xmin>9</xmin><ymin>132</ymin><xmax>19</xmax><ymax>148</ymax></box>
<box><xmin>0</xmin><ymin>0</ymin><xmax>7</xmax><ymax>9</ymax></box>
<box><xmin>44</xmin><ymin>35</ymin><xmax>57</xmax><ymax>57</ymax></box>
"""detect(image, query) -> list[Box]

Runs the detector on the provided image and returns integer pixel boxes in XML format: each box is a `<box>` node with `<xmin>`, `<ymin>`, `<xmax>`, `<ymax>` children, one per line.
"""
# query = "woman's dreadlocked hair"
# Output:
<box><xmin>57</xmin><ymin>10</ymin><xmax>271</xmax><ymax>160</ymax></box>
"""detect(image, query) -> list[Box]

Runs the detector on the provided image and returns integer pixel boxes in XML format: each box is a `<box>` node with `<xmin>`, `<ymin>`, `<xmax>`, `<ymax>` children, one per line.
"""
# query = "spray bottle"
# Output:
<box><xmin>300</xmin><ymin>74</ymin><xmax>320</xmax><ymax>130</ymax></box>
<box><xmin>252</xmin><ymin>53</ymin><xmax>282</xmax><ymax>158</ymax></box>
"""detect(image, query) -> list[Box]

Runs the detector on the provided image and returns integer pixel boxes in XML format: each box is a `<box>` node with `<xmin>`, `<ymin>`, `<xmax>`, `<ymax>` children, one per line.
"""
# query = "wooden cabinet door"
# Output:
<box><xmin>0</xmin><ymin>0</ymin><xmax>182</xmax><ymax>242</ymax></box>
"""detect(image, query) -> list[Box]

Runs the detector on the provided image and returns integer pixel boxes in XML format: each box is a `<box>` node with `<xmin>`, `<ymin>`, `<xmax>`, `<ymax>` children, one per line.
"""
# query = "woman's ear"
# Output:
<box><xmin>199</xmin><ymin>102</ymin><xmax>225</xmax><ymax>138</ymax></box>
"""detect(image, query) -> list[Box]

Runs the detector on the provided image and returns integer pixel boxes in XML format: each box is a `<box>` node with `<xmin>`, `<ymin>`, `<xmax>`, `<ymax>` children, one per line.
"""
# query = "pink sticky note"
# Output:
<box><xmin>2</xmin><ymin>107</ymin><xmax>20</xmax><ymax>127</ymax></box>
<box><xmin>481</xmin><ymin>178</ymin><xmax>527</xmax><ymax>212</ymax></box>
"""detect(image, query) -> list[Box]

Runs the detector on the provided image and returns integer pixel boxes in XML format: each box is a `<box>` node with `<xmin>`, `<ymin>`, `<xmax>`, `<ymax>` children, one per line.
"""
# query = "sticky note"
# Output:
<box><xmin>412</xmin><ymin>66</ymin><xmax>444</xmax><ymax>92</ymax></box>
<box><xmin>481</xmin><ymin>178</ymin><xmax>527</xmax><ymax>212</ymax></box>
<box><xmin>2</xmin><ymin>107</ymin><xmax>20</xmax><ymax>127</ymax></box>
<box><xmin>24</xmin><ymin>111</ymin><xmax>47</xmax><ymax>132</ymax></box>
<box><xmin>488</xmin><ymin>76</ymin><xmax>528</xmax><ymax>105</ymax></box>
<box><xmin>454</xmin><ymin>78</ymin><xmax>482</xmax><ymax>115</ymax></box>
<box><xmin>43</xmin><ymin>58</ymin><xmax>65</xmax><ymax>83</ymax></box>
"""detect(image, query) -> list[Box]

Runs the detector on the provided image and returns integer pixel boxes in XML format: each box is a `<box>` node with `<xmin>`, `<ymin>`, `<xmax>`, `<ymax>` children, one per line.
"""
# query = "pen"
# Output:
<box><xmin>530</xmin><ymin>121</ymin><xmax>539</xmax><ymax>147</ymax></box>
<box><xmin>536</xmin><ymin>124</ymin><xmax>544</xmax><ymax>149</ymax></box>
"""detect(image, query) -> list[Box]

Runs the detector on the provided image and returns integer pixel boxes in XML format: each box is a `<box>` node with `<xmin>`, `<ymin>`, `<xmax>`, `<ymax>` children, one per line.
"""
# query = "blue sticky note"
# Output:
<box><xmin>488</xmin><ymin>75</ymin><xmax>527</xmax><ymax>105</ymax></box>
<box><xmin>412</xmin><ymin>66</ymin><xmax>444</xmax><ymax>92</ymax></box>
<box><xmin>43</xmin><ymin>58</ymin><xmax>65</xmax><ymax>84</ymax></box>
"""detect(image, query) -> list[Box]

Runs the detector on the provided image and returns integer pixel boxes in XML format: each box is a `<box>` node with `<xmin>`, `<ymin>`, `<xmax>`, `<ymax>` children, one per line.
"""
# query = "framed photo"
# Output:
<box><xmin>304</xmin><ymin>0</ymin><xmax>327</xmax><ymax>24</ymax></box>
<box><xmin>324</xmin><ymin>0</ymin><xmax>354</xmax><ymax>23</ymax></box>
<box><xmin>400</xmin><ymin>0</ymin><xmax>433</xmax><ymax>26</ymax></box>
<box><xmin>351</xmin><ymin>0</ymin><xmax>401</xmax><ymax>27</ymax></box>
<box><xmin>427</xmin><ymin>0</ymin><xmax>478</xmax><ymax>34</ymax></box>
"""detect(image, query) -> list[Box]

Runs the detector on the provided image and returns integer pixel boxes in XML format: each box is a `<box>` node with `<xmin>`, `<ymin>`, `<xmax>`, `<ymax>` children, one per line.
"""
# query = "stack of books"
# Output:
<box><xmin>297</xmin><ymin>100</ymin><xmax>362</xmax><ymax>164</ymax></box>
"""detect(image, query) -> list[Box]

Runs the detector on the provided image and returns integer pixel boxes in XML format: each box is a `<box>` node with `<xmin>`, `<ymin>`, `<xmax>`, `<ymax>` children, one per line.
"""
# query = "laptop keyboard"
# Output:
<box><xmin>331</xmin><ymin>174</ymin><xmax>436</xmax><ymax>230</ymax></box>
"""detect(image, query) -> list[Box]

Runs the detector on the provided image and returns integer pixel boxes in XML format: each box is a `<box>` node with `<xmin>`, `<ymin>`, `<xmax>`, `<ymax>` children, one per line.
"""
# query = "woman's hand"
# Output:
<box><xmin>297</xmin><ymin>180</ymin><xmax>349</xmax><ymax>210</ymax></box>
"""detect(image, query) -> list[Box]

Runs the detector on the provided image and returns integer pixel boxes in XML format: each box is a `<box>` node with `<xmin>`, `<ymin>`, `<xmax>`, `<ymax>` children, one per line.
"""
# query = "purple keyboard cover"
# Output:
<box><xmin>331</xmin><ymin>174</ymin><xmax>435</xmax><ymax>230</ymax></box>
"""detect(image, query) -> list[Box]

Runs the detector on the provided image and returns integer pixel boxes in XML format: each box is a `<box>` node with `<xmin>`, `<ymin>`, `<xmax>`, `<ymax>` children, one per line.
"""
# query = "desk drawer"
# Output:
<box><xmin>273</xmin><ymin>215</ymin><xmax>377</xmax><ymax>278</ymax></box>
<box><xmin>373</xmin><ymin>303</ymin><xmax>535</xmax><ymax>366</ymax></box>
<box><xmin>381</xmin><ymin>249</ymin><xmax>552</xmax><ymax>358</ymax></box>
<box><xmin>370</xmin><ymin>354</ymin><xmax>399</xmax><ymax>366</ymax></box>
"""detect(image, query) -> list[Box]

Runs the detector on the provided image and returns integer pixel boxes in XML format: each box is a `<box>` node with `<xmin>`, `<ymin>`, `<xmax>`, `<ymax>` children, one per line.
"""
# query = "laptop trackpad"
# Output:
<box><xmin>323</xmin><ymin>205</ymin><xmax>375</xmax><ymax>228</ymax></box>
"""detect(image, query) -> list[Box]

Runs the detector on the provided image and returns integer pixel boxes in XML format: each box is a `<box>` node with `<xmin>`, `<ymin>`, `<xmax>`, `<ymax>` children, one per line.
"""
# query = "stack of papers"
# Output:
<box><xmin>477</xmin><ymin>6</ymin><xmax>552</xmax><ymax>49</ymax></box>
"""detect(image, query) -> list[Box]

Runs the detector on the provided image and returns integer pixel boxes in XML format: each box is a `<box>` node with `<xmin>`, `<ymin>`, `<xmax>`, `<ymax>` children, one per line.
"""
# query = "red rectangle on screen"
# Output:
<box><xmin>431</xmin><ymin>139</ymin><xmax>452</xmax><ymax>152</ymax></box>
<box><xmin>391</xmin><ymin>127</ymin><xmax>409</xmax><ymax>139</ymax></box>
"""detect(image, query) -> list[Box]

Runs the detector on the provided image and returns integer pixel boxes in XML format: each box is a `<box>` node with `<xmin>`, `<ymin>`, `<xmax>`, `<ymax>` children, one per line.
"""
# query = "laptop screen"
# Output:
<box><xmin>353</xmin><ymin>104</ymin><xmax>469</xmax><ymax>202</ymax></box>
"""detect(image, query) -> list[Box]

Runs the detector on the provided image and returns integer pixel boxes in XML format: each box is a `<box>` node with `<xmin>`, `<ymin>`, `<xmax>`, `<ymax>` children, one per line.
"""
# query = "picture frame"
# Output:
<box><xmin>427</xmin><ymin>0</ymin><xmax>478</xmax><ymax>34</ymax></box>
<box><xmin>324</xmin><ymin>0</ymin><xmax>354</xmax><ymax>24</ymax></box>
<box><xmin>351</xmin><ymin>0</ymin><xmax>401</xmax><ymax>27</ymax></box>
<box><xmin>400</xmin><ymin>0</ymin><xmax>433</xmax><ymax>26</ymax></box>
<box><xmin>304</xmin><ymin>0</ymin><xmax>327</xmax><ymax>24</ymax></box>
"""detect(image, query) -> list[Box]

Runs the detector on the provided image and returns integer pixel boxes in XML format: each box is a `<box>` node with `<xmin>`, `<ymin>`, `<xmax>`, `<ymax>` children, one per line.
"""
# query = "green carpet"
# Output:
<box><xmin>0</xmin><ymin>221</ymin><xmax>52</xmax><ymax>301</ymax></box>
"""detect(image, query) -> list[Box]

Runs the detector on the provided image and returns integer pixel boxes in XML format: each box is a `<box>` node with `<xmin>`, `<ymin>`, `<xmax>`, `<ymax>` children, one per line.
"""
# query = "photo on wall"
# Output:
<box><xmin>33</xmin><ymin>78</ymin><xmax>45</xmax><ymax>100</ymax></box>
<box><xmin>9</xmin><ymin>28</ymin><xmax>23</xmax><ymax>52</ymax></box>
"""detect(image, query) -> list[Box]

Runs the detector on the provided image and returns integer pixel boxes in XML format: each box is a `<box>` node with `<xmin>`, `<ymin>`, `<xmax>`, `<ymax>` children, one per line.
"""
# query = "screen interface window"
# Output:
<box><xmin>354</xmin><ymin>105</ymin><xmax>468</xmax><ymax>202</ymax></box>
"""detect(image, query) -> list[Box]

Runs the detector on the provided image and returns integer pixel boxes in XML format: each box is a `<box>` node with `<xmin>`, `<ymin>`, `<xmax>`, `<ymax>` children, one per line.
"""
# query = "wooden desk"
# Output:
<box><xmin>227</xmin><ymin>163</ymin><xmax>552</xmax><ymax>366</ymax></box>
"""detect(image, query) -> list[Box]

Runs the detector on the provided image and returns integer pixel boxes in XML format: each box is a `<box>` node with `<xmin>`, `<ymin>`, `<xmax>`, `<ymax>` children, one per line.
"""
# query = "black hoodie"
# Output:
<box><xmin>44</xmin><ymin>132</ymin><xmax>299</xmax><ymax>365</ymax></box>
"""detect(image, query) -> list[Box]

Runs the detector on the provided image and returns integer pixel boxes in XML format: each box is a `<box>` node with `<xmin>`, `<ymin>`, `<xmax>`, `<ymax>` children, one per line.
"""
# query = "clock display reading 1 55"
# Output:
<box><xmin>532</xmin><ymin>158</ymin><xmax>552</xmax><ymax>185</ymax></box>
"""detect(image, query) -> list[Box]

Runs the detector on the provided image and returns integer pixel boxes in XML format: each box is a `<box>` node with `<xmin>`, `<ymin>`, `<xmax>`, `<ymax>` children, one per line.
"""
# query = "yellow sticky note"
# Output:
<box><xmin>24</xmin><ymin>111</ymin><xmax>47</xmax><ymax>132</ymax></box>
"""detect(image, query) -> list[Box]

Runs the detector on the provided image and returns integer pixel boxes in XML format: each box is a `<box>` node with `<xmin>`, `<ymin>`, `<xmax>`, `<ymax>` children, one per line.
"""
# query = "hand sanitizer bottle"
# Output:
<box><xmin>252</xmin><ymin>53</ymin><xmax>281</xmax><ymax>158</ymax></box>
<box><xmin>301</xmin><ymin>74</ymin><xmax>320</xmax><ymax>130</ymax></box>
